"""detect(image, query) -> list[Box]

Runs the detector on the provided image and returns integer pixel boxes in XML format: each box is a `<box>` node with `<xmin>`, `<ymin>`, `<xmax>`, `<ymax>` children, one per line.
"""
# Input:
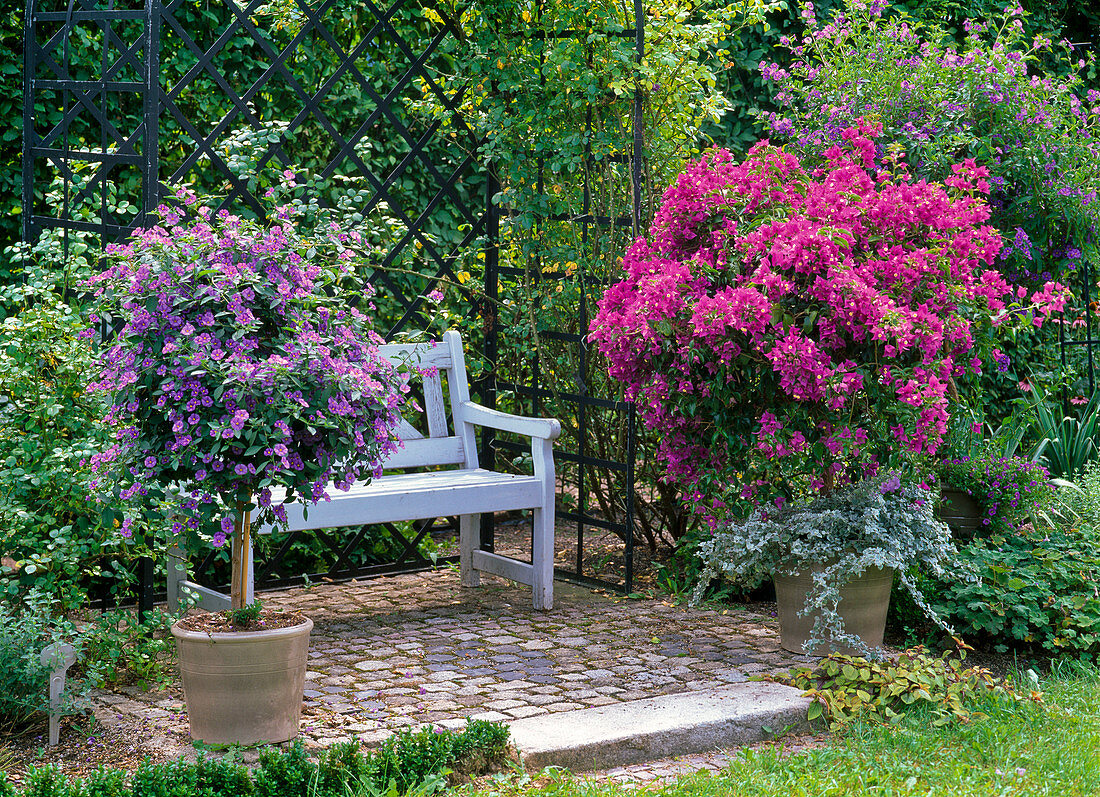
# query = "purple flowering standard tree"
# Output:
<box><xmin>86</xmin><ymin>188</ymin><xmax>409</xmax><ymax>610</ymax></box>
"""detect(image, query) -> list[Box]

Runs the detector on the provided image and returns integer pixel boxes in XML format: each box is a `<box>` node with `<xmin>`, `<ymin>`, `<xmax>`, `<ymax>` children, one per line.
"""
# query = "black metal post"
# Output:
<box><xmin>21</xmin><ymin>0</ymin><xmax>36</xmax><ymax>245</ymax></box>
<box><xmin>142</xmin><ymin>0</ymin><xmax>162</xmax><ymax>226</ymax></box>
<box><xmin>481</xmin><ymin>164</ymin><xmax>500</xmax><ymax>553</ymax></box>
<box><xmin>137</xmin><ymin>556</ymin><xmax>154</xmax><ymax>620</ymax></box>
<box><xmin>624</xmin><ymin>403</ymin><xmax>635</xmax><ymax>595</ymax></box>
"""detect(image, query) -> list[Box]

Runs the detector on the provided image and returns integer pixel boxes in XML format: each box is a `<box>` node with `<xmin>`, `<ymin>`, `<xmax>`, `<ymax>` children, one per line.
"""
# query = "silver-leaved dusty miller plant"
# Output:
<box><xmin>693</xmin><ymin>473</ymin><xmax>976</xmax><ymax>655</ymax></box>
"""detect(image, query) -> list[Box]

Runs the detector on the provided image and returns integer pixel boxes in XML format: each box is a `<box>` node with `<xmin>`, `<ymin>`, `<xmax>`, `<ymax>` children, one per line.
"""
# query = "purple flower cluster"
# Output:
<box><xmin>939</xmin><ymin>454</ymin><xmax>1053</xmax><ymax>536</ymax></box>
<box><xmin>86</xmin><ymin>187</ymin><xmax>409</xmax><ymax>544</ymax></box>
<box><xmin>759</xmin><ymin>0</ymin><xmax>1100</xmax><ymax>292</ymax></box>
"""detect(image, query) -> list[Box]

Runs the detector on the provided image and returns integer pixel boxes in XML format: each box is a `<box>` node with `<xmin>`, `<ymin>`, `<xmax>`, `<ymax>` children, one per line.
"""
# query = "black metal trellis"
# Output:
<box><xmin>1060</xmin><ymin>255</ymin><xmax>1098</xmax><ymax>404</ymax></box>
<box><xmin>22</xmin><ymin>0</ymin><xmax>161</xmax><ymax>245</ymax></box>
<box><xmin>23</xmin><ymin>0</ymin><xmax>641</xmax><ymax>603</ymax></box>
<box><xmin>487</xmin><ymin>4</ymin><xmax>644</xmax><ymax>594</ymax></box>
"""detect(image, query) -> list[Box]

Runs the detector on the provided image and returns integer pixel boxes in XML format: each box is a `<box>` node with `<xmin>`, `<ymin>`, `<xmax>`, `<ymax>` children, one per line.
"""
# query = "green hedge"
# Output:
<box><xmin>0</xmin><ymin>721</ymin><xmax>510</xmax><ymax>797</ymax></box>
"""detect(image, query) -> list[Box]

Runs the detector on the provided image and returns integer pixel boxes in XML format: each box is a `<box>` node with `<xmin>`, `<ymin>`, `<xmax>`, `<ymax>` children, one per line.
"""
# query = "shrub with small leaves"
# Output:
<box><xmin>192</xmin><ymin>755</ymin><xmax>254</xmax><ymax>797</ymax></box>
<box><xmin>316</xmin><ymin>740</ymin><xmax>370</xmax><ymax>797</ymax></box>
<box><xmin>778</xmin><ymin>648</ymin><xmax>1036</xmax><ymax>728</ymax></box>
<box><xmin>253</xmin><ymin>742</ymin><xmax>315</xmax><ymax>797</ymax></box>
<box><xmin>0</xmin><ymin>592</ymin><xmax>83</xmax><ymax>734</ymax></box>
<box><xmin>0</xmin><ymin>249</ymin><xmax>136</xmax><ymax>608</ymax></box>
<box><xmin>367</xmin><ymin>720</ymin><xmax>511</xmax><ymax>794</ymax></box>
<box><xmin>2</xmin><ymin>721</ymin><xmax>511</xmax><ymax>797</ymax></box>
<box><xmin>21</xmin><ymin>765</ymin><xmax>72</xmax><ymax>797</ymax></box>
<box><xmin>78</xmin><ymin>768</ymin><xmax>126</xmax><ymax>797</ymax></box>
<box><xmin>130</xmin><ymin>759</ymin><xmax>200</xmax><ymax>797</ymax></box>
<box><xmin>79</xmin><ymin>608</ymin><xmax>177</xmax><ymax>691</ymax></box>
<box><xmin>373</xmin><ymin>725</ymin><xmax>456</xmax><ymax>794</ymax></box>
<box><xmin>448</xmin><ymin>719</ymin><xmax>509</xmax><ymax>774</ymax></box>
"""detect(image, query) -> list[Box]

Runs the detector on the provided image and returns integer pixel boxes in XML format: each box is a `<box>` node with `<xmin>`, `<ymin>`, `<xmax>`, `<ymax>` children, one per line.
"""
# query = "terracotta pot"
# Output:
<box><xmin>936</xmin><ymin>488</ymin><xmax>983</xmax><ymax>541</ymax></box>
<box><xmin>773</xmin><ymin>566</ymin><xmax>894</xmax><ymax>656</ymax></box>
<box><xmin>171</xmin><ymin>617</ymin><xmax>312</xmax><ymax>745</ymax></box>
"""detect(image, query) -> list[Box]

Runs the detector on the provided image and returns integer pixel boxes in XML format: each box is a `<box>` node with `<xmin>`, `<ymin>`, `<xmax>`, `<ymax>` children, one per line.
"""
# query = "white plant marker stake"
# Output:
<box><xmin>39</xmin><ymin>642</ymin><xmax>76</xmax><ymax>746</ymax></box>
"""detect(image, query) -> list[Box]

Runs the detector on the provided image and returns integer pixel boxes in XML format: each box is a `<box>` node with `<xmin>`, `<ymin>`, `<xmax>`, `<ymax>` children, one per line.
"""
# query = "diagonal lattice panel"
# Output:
<box><xmin>23</xmin><ymin>0</ymin><xmax>159</xmax><ymax>242</ymax></box>
<box><xmin>24</xmin><ymin>0</ymin><xmax>641</xmax><ymax>604</ymax></box>
<box><xmin>155</xmin><ymin>0</ymin><xmax>482</xmax><ymax>283</ymax></box>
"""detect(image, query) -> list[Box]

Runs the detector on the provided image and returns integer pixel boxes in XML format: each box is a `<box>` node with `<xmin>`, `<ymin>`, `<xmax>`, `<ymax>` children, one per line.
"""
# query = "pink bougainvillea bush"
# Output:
<box><xmin>591</xmin><ymin>122</ymin><xmax>1067</xmax><ymax>515</ymax></box>
<box><xmin>86</xmin><ymin>188</ymin><xmax>409</xmax><ymax>562</ymax></box>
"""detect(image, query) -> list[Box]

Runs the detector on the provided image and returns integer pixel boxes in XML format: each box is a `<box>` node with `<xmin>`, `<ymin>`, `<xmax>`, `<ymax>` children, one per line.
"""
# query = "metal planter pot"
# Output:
<box><xmin>171</xmin><ymin>617</ymin><xmax>312</xmax><ymax>745</ymax></box>
<box><xmin>936</xmin><ymin>488</ymin><xmax>984</xmax><ymax>541</ymax></box>
<box><xmin>773</xmin><ymin>566</ymin><xmax>894</xmax><ymax>656</ymax></box>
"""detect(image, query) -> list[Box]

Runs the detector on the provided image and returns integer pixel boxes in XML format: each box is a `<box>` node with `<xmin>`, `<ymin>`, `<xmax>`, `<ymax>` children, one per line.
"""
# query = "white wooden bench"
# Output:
<box><xmin>167</xmin><ymin>329</ymin><xmax>562</xmax><ymax>611</ymax></box>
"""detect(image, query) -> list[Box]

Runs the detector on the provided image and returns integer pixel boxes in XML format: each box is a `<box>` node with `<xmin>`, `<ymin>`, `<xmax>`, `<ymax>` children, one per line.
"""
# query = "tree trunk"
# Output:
<box><xmin>229</xmin><ymin>502</ymin><xmax>252</xmax><ymax>611</ymax></box>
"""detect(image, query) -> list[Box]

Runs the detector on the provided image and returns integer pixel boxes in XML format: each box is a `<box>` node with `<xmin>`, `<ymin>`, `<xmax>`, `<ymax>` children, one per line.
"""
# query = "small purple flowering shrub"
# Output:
<box><xmin>938</xmin><ymin>454</ymin><xmax>1053</xmax><ymax>536</ymax></box>
<box><xmin>86</xmin><ymin>188</ymin><xmax>409</xmax><ymax>548</ymax></box>
<box><xmin>590</xmin><ymin>121</ymin><xmax>1066</xmax><ymax>517</ymax></box>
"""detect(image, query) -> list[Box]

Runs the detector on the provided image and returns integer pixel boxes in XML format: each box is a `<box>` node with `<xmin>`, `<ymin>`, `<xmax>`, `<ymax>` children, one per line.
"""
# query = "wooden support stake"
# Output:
<box><xmin>229</xmin><ymin>501</ymin><xmax>252</xmax><ymax>611</ymax></box>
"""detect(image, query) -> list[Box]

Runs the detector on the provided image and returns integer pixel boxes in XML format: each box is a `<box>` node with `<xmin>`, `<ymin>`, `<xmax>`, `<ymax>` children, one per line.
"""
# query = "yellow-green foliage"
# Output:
<box><xmin>778</xmin><ymin>648</ymin><xmax>1039</xmax><ymax>728</ymax></box>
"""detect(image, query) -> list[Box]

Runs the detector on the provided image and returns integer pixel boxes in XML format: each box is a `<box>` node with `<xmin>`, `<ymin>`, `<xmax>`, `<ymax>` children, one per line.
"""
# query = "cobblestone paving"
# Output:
<box><xmin>92</xmin><ymin>568</ymin><xmax>815</xmax><ymax>767</ymax></box>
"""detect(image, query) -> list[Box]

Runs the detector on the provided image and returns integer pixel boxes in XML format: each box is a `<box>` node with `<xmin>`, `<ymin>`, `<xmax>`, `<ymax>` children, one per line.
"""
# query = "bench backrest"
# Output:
<box><xmin>376</xmin><ymin>329</ymin><xmax>478</xmax><ymax>471</ymax></box>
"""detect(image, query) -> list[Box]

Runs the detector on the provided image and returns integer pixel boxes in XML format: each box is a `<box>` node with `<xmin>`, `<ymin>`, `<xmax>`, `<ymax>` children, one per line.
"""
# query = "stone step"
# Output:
<box><xmin>507</xmin><ymin>682</ymin><xmax>813</xmax><ymax>772</ymax></box>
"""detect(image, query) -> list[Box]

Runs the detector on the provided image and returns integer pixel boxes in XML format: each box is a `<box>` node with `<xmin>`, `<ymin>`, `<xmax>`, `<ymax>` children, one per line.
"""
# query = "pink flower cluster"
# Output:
<box><xmin>591</xmin><ymin>123</ymin><xmax>1066</xmax><ymax>510</ymax></box>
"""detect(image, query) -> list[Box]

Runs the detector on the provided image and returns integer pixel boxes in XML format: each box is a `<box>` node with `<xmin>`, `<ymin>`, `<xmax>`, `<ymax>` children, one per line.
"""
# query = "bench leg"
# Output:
<box><xmin>531</xmin><ymin>506</ymin><xmax>554</xmax><ymax>611</ymax></box>
<box><xmin>167</xmin><ymin>546</ymin><xmax>187</xmax><ymax>612</ymax></box>
<box><xmin>459</xmin><ymin>514</ymin><xmax>480</xmax><ymax>588</ymax></box>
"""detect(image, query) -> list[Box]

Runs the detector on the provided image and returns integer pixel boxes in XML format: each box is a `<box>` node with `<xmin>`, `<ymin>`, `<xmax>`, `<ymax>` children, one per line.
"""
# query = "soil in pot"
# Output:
<box><xmin>773</xmin><ymin>566</ymin><xmax>894</xmax><ymax>656</ymax></box>
<box><xmin>172</xmin><ymin>609</ymin><xmax>311</xmax><ymax>746</ymax></box>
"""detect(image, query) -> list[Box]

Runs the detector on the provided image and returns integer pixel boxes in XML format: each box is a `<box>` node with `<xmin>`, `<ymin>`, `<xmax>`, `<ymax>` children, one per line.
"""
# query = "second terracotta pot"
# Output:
<box><xmin>773</xmin><ymin>566</ymin><xmax>894</xmax><ymax>656</ymax></box>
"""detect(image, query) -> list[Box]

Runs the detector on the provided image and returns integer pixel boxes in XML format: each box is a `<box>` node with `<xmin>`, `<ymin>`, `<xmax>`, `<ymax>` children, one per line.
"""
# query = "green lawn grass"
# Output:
<box><xmin>477</xmin><ymin>663</ymin><xmax>1100</xmax><ymax>797</ymax></box>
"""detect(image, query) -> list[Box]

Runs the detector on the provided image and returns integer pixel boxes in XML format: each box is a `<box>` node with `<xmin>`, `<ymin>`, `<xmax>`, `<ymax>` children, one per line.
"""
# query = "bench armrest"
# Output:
<box><xmin>459</xmin><ymin>401</ymin><xmax>562</xmax><ymax>441</ymax></box>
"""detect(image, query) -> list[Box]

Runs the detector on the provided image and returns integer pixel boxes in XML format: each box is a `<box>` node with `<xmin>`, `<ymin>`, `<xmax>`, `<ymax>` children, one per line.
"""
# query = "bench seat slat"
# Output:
<box><xmin>257</xmin><ymin>469</ymin><xmax>543</xmax><ymax>532</ymax></box>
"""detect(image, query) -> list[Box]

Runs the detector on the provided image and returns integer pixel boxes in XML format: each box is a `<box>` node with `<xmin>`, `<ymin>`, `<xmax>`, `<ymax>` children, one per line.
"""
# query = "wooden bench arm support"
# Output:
<box><xmin>459</xmin><ymin>401</ymin><xmax>562</xmax><ymax>441</ymax></box>
<box><xmin>458</xmin><ymin>399</ymin><xmax>559</xmax><ymax>611</ymax></box>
